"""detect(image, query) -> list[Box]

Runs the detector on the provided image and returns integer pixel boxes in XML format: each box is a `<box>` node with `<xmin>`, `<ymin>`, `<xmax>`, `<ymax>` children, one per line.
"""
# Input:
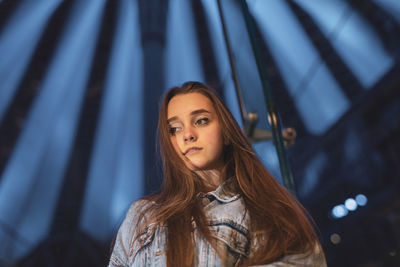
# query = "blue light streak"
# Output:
<box><xmin>80</xmin><ymin>0</ymin><xmax>144</xmax><ymax>242</ymax></box>
<box><xmin>0</xmin><ymin>0</ymin><xmax>106</xmax><ymax>261</ymax></box>
<box><xmin>248</xmin><ymin>0</ymin><xmax>350</xmax><ymax>135</ymax></box>
<box><xmin>0</xmin><ymin>0</ymin><xmax>62</xmax><ymax>123</ymax></box>
<box><xmin>165</xmin><ymin>0</ymin><xmax>205</xmax><ymax>88</ymax></box>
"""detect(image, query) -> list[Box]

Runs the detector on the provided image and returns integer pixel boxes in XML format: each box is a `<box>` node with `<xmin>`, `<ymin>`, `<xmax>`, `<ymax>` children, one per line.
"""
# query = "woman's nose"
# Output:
<box><xmin>183</xmin><ymin>127</ymin><xmax>197</xmax><ymax>142</ymax></box>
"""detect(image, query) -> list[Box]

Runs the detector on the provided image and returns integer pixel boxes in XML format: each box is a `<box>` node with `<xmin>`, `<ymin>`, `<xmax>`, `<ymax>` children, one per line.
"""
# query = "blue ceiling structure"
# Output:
<box><xmin>0</xmin><ymin>0</ymin><xmax>399</xmax><ymax>266</ymax></box>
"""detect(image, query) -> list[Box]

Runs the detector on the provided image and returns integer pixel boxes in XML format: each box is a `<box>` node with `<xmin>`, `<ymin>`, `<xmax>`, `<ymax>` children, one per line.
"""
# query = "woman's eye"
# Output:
<box><xmin>195</xmin><ymin>118</ymin><xmax>209</xmax><ymax>125</ymax></box>
<box><xmin>169</xmin><ymin>127</ymin><xmax>176</xmax><ymax>135</ymax></box>
<box><xmin>169</xmin><ymin>127</ymin><xmax>180</xmax><ymax>135</ymax></box>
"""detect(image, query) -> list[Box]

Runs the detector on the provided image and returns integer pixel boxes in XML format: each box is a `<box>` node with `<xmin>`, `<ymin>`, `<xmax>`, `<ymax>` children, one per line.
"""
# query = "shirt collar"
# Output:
<box><xmin>203</xmin><ymin>177</ymin><xmax>240</xmax><ymax>203</ymax></box>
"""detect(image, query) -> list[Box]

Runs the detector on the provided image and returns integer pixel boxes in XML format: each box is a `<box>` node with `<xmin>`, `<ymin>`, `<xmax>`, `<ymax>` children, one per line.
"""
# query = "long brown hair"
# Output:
<box><xmin>136</xmin><ymin>81</ymin><xmax>319</xmax><ymax>266</ymax></box>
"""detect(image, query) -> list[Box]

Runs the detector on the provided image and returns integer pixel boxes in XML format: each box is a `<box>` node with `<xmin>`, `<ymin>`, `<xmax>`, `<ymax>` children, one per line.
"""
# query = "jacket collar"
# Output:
<box><xmin>203</xmin><ymin>177</ymin><xmax>240</xmax><ymax>203</ymax></box>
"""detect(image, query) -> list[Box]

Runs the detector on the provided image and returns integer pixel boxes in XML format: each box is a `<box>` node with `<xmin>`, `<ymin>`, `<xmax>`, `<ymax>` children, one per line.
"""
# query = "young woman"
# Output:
<box><xmin>108</xmin><ymin>82</ymin><xmax>326</xmax><ymax>266</ymax></box>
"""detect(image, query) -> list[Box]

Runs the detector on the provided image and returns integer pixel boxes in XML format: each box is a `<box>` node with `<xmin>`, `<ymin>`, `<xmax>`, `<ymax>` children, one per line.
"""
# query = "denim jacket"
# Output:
<box><xmin>108</xmin><ymin>180</ymin><xmax>327</xmax><ymax>267</ymax></box>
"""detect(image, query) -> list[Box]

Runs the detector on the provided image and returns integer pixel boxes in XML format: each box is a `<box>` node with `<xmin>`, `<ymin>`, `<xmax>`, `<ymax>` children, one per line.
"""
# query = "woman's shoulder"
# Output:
<box><xmin>124</xmin><ymin>198</ymin><xmax>156</xmax><ymax>224</ymax></box>
<box><xmin>127</xmin><ymin>198</ymin><xmax>153</xmax><ymax>213</ymax></box>
<box><xmin>108</xmin><ymin>199</ymin><xmax>158</xmax><ymax>266</ymax></box>
<box><xmin>113</xmin><ymin>199</ymin><xmax>157</xmax><ymax>249</ymax></box>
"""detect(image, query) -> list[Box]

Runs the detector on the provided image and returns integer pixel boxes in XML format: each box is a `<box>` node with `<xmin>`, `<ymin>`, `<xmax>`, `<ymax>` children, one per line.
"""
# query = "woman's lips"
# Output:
<box><xmin>183</xmin><ymin>147</ymin><xmax>202</xmax><ymax>156</ymax></box>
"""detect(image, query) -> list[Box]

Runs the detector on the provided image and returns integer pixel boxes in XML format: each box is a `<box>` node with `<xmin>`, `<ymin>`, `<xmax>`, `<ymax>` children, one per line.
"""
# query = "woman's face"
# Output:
<box><xmin>167</xmin><ymin>92</ymin><xmax>224</xmax><ymax>171</ymax></box>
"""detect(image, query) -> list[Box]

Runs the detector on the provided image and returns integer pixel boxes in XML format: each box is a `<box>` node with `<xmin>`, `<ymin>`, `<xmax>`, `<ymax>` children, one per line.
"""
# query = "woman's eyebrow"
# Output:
<box><xmin>190</xmin><ymin>109</ymin><xmax>211</xmax><ymax>116</ymax></box>
<box><xmin>167</xmin><ymin>109</ymin><xmax>211</xmax><ymax>123</ymax></box>
<box><xmin>167</xmin><ymin>116</ymin><xmax>178</xmax><ymax>123</ymax></box>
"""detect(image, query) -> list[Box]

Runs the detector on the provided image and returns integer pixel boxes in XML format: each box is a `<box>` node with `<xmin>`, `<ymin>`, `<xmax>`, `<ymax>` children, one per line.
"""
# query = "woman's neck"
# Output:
<box><xmin>195</xmin><ymin>169</ymin><xmax>224</xmax><ymax>191</ymax></box>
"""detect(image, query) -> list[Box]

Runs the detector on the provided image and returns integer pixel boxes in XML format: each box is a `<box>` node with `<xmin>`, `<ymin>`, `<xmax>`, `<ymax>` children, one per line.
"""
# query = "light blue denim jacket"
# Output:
<box><xmin>108</xmin><ymin>180</ymin><xmax>327</xmax><ymax>267</ymax></box>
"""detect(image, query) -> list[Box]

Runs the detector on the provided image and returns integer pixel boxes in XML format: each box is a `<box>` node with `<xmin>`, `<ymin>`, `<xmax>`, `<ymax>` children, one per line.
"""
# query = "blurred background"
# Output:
<box><xmin>0</xmin><ymin>0</ymin><xmax>399</xmax><ymax>266</ymax></box>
